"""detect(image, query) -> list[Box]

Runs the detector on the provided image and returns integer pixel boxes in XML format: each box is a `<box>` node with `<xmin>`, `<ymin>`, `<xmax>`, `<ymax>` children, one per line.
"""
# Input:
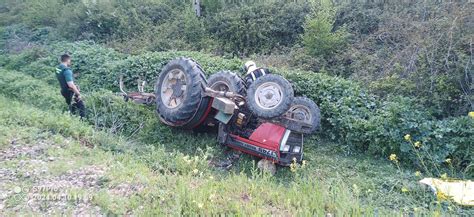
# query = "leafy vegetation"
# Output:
<box><xmin>0</xmin><ymin>0</ymin><xmax>472</xmax><ymax>215</ymax></box>
<box><xmin>1</xmin><ymin>40</ymin><xmax>472</xmax><ymax>177</ymax></box>
<box><xmin>280</xmin><ymin>70</ymin><xmax>473</xmax><ymax>174</ymax></box>
<box><xmin>2</xmin><ymin>0</ymin><xmax>471</xmax><ymax>116</ymax></box>
<box><xmin>302</xmin><ymin>0</ymin><xmax>348</xmax><ymax>58</ymax></box>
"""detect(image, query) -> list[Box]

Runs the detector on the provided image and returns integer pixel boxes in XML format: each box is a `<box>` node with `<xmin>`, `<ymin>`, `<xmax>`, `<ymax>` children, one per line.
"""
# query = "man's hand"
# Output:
<box><xmin>67</xmin><ymin>81</ymin><xmax>81</xmax><ymax>97</ymax></box>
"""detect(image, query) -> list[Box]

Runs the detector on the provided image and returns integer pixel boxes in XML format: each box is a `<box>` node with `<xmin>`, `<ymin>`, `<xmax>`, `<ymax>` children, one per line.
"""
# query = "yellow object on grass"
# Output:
<box><xmin>469</xmin><ymin>111</ymin><xmax>474</xmax><ymax>118</ymax></box>
<box><xmin>419</xmin><ymin>178</ymin><xmax>474</xmax><ymax>206</ymax></box>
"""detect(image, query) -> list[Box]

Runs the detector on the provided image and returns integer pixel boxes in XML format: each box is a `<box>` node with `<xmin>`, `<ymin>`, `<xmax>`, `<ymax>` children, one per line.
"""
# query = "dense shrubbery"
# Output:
<box><xmin>280</xmin><ymin>69</ymin><xmax>473</xmax><ymax>172</ymax></box>
<box><xmin>302</xmin><ymin>0</ymin><xmax>348</xmax><ymax>59</ymax></box>
<box><xmin>2</xmin><ymin>41</ymin><xmax>472</xmax><ymax>175</ymax></box>
<box><xmin>1</xmin><ymin>41</ymin><xmax>242</xmax><ymax>92</ymax></box>
<box><xmin>333</xmin><ymin>2</ymin><xmax>473</xmax><ymax>117</ymax></box>
<box><xmin>206</xmin><ymin>1</ymin><xmax>309</xmax><ymax>56</ymax></box>
<box><xmin>0</xmin><ymin>69</ymin><xmax>64</xmax><ymax>111</ymax></box>
<box><xmin>0</xmin><ymin>0</ymin><xmax>308</xmax><ymax>56</ymax></box>
<box><xmin>107</xmin><ymin>51</ymin><xmax>242</xmax><ymax>92</ymax></box>
<box><xmin>2</xmin><ymin>40</ymin><xmax>241</xmax><ymax>93</ymax></box>
<box><xmin>0</xmin><ymin>24</ymin><xmax>62</xmax><ymax>54</ymax></box>
<box><xmin>1</xmin><ymin>0</ymin><xmax>471</xmax><ymax>117</ymax></box>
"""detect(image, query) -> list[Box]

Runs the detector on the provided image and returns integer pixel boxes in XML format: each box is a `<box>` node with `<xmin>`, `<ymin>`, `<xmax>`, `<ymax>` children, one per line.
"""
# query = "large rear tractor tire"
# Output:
<box><xmin>281</xmin><ymin>97</ymin><xmax>321</xmax><ymax>134</ymax></box>
<box><xmin>155</xmin><ymin>57</ymin><xmax>211</xmax><ymax>129</ymax></box>
<box><xmin>247</xmin><ymin>74</ymin><xmax>294</xmax><ymax>119</ymax></box>
<box><xmin>207</xmin><ymin>71</ymin><xmax>246</xmax><ymax>95</ymax></box>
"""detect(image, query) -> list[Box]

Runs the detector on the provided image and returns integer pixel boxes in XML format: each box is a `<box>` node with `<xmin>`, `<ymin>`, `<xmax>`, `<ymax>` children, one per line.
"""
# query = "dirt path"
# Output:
<box><xmin>0</xmin><ymin>138</ymin><xmax>105</xmax><ymax>215</ymax></box>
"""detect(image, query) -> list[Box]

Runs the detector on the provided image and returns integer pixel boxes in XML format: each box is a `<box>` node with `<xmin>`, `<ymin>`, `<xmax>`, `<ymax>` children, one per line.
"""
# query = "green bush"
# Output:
<box><xmin>279</xmin><ymin>69</ymin><xmax>377</xmax><ymax>141</ymax></box>
<box><xmin>207</xmin><ymin>1</ymin><xmax>309</xmax><ymax>56</ymax></box>
<box><xmin>1</xmin><ymin>0</ymin><xmax>310</xmax><ymax>55</ymax></box>
<box><xmin>2</xmin><ymin>46</ymin><xmax>49</xmax><ymax>69</ymax></box>
<box><xmin>365</xmin><ymin>99</ymin><xmax>473</xmax><ymax>175</ymax></box>
<box><xmin>302</xmin><ymin>0</ymin><xmax>348</xmax><ymax>59</ymax></box>
<box><xmin>0</xmin><ymin>25</ymin><xmax>62</xmax><ymax>54</ymax></box>
<box><xmin>335</xmin><ymin>1</ymin><xmax>472</xmax><ymax>117</ymax></box>
<box><xmin>2</xmin><ymin>41</ymin><xmax>242</xmax><ymax>92</ymax></box>
<box><xmin>107</xmin><ymin>51</ymin><xmax>242</xmax><ymax>92</ymax></box>
<box><xmin>48</xmin><ymin>41</ymin><xmax>124</xmax><ymax>74</ymax></box>
<box><xmin>278</xmin><ymin>69</ymin><xmax>472</xmax><ymax>173</ymax></box>
<box><xmin>424</xmin><ymin>117</ymin><xmax>473</xmax><ymax>170</ymax></box>
<box><xmin>0</xmin><ymin>69</ymin><xmax>63</xmax><ymax>111</ymax></box>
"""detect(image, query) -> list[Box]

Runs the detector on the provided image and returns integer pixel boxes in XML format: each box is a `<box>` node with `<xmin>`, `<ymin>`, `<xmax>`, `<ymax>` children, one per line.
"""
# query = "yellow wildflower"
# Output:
<box><xmin>401</xmin><ymin>187</ymin><xmax>409</xmax><ymax>193</ymax></box>
<box><xmin>440</xmin><ymin>173</ymin><xmax>448</xmax><ymax>180</ymax></box>
<box><xmin>445</xmin><ymin>158</ymin><xmax>452</xmax><ymax>164</ymax></box>
<box><xmin>415</xmin><ymin>171</ymin><xmax>421</xmax><ymax>177</ymax></box>
<box><xmin>404</xmin><ymin>134</ymin><xmax>411</xmax><ymax>141</ymax></box>
<box><xmin>436</xmin><ymin>191</ymin><xmax>449</xmax><ymax>201</ymax></box>
<box><xmin>468</xmin><ymin>111</ymin><xmax>474</xmax><ymax>118</ymax></box>
<box><xmin>389</xmin><ymin>154</ymin><xmax>397</xmax><ymax>162</ymax></box>
<box><xmin>197</xmin><ymin>203</ymin><xmax>204</xmax><ymax>209</ymax></box>
<box><xmin>193</xmin><ymin>168</ymin><xmax>199</xmax><ymax>174</ymax></box>
<box><xmin>209</xmin><ymin>176</ymin><xmax>214</xmax><ymax>180</ymax></box>
<box><xmin>302</xmin><ymin>160</ymin><xmax>307</xmax><ymax>167</ymax></box>
<box><xmin>414</xmin><ymin>141</ymin><xmax>422</xmax><ymax>148</ymax></box>
<box><xmin>290</xmin><ymin>162</ymin><xmax>297</xmax><ymax>173</ymax></box>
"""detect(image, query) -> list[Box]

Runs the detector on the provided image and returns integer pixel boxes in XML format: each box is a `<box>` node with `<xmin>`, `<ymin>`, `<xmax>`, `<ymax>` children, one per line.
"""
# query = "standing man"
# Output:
<box><xmin>56</xmin><ymin>54</ymin><xmax>86</xmax><ymax>119</ymax></box>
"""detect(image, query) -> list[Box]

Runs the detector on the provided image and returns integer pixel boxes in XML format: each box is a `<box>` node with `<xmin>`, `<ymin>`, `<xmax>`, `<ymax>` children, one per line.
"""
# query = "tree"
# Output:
<box><xmin>302</xmin><ymin>0</ymin><xmax>348</xmax><ymax>58</ymax></box>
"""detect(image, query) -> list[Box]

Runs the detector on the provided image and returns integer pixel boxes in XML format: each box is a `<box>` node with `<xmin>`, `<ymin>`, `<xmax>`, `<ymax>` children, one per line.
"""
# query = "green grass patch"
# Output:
<box><xmin>0</xmin><ymin>95</ymin><xmax>471</xmax><ymax>215</ymax></box>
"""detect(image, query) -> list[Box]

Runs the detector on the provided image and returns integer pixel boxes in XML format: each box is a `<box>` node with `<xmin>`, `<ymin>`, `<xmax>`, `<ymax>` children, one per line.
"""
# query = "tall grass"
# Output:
<box><xmin>0</xmin><ymin>95</ymin><xmax>396</xmax><ymax>216</ymax></box>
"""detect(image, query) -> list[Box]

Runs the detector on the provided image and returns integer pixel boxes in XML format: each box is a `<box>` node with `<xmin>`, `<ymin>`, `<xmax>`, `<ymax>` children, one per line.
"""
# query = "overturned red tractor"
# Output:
<box><xmin>154</xmin><ymin>57</ymin><xmax>320</xmax><ymax>166</ymax></box>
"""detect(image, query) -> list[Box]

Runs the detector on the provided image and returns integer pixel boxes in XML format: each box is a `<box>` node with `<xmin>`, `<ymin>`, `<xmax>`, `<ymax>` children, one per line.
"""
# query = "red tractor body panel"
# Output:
<box><xmin>225</xmin><ymin>123</ymin><xmax>291</xmax><ymax>164</ymax></box>
<box><xmin>227</xmin><ymin>135</ymin><xmax>280</xmax><ymax>162</ymax></box>
<box><xmin>249</xmin><ymin>123</ymin><xmax>286</xmax><ymax>149</ymax></box>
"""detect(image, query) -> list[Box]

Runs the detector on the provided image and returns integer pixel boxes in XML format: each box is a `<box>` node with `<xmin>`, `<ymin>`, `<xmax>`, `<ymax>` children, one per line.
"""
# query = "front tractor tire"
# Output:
<box><xmin>247</xmin><ymin>74</ymin><xmax>294</xmax><ymax>119</ymax></box>
<box><xmin>281</xmin><ymin>97</ymin><xmax>321</xmax><ymax>134</ymax></box>
<box><xmin>155</xmin><ymin>57</ymin><xmax>210</xmax><ymax>129</ymax></box>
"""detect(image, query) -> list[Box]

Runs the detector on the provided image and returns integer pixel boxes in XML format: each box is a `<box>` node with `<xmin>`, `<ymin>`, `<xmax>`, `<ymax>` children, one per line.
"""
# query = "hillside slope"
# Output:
<box><xmin>0</xmin><ymin>67</ymin><xmax>471</xmax><ymax>215</ymax></box>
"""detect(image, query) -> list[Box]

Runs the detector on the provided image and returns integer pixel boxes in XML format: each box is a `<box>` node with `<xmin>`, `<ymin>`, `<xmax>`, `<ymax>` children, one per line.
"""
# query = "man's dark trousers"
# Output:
<box><xmin>61</xmin><ymin>90</ymin><xmax>86</xmax><ymax>119</ymax></box>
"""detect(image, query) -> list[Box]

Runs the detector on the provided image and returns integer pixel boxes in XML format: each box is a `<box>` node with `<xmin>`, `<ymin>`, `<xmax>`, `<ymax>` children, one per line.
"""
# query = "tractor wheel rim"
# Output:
<box><xmin>255</xmin><ymin>82</ymin><xmax>283</xmax><ymax>110</ymax></box>
<box><xmin>161</xmin><ymin>69</ymin><xmax>187</xmax><ymax>109</ymax></box>
<box><xmin>287</xmin><ymin>105</ymin><xmax>312</xmax><ymax>123</ymax></box>
<box><xmin>210</xmin><ymin>81</ymin><xmax>230</xmax><ymax>92</ymax></box>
